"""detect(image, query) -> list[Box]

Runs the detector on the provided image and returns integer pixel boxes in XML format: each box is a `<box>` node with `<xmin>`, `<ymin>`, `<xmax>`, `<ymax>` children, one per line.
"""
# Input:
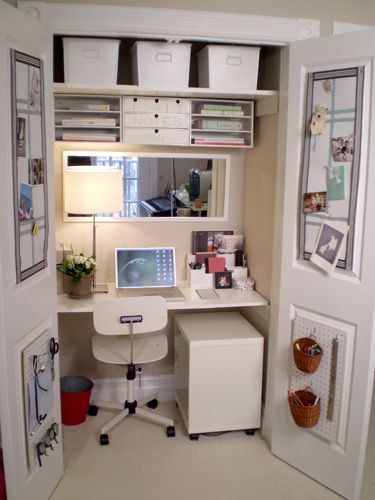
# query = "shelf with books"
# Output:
<box><xmin>54</xmin><ymin>94</ymin><xmax>122</xmax><ymax>142</ymax></box>
<box><xmin>190</xmin><ymin>99</ymin><xmax>253</xmax><ymax>148</ymax></box>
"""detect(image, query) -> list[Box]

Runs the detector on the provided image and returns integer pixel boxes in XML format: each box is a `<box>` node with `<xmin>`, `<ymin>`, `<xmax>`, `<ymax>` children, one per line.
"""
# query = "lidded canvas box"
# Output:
<box><xmin>197</xmin><ymin>45</ymin><xmax>260</xmax><ymax>91</ymax></box>
<box><xmin>131</xmin><ymin>41</ymin><xmax>191</xmax><ymax>87</ymax></box>
<box><xmin>63</xmin><ymin>37</ymin><xmax>120</xmax><ymax>85</ymax></box>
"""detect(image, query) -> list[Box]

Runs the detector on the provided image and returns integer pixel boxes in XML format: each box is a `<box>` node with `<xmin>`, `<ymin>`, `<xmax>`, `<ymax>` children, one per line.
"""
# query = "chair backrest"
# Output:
<box><xmin>93</xmin><ymin>296</ymin><xmax>167</xmax><ymax>336</ymax></box>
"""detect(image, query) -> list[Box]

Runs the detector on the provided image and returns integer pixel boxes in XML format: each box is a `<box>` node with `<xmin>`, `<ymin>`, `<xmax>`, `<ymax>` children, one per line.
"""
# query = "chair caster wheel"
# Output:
<box><xmin>166</xmin><ymin>426</ymin><xmax>176</xmax><ymax>437</ymax></box>
<box><xmin>245</xmin><ymin>429</ymin><xmax>256</xmax><ymax>436</ymax></box>
<box><xmin>189</xmin><ymin>434</ymin><xmax>199</xmax><ymax>441</ymax></box>
<box><xmin>100</xmin><ymin>434</ymin><xmax>109</xmax><ymax>446</ymax></box>
<box><xmin>88</xmin><ymin>405</ymin><xmax>98</xmax><ymax>416</ymax></box>
<box><xmin>147</xmin><ymin>398</ymin><xmax>158</xmax><ymax>409</ymax></box>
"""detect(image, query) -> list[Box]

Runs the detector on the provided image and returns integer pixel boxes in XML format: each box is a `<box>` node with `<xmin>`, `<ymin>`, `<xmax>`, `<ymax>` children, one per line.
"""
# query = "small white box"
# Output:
<box><xmin>197</xmin><ymin>45</ymin><xmax>260</xmax><ymax>91</ymax></box>
<box><xmin>63</xmin><ymin>38</ymin><xmax>120</xmax><ymax>85</ymax></box>
<box><xmin>131</xmin><ymin>41</ymin><xmax>191</xmax><ymax>88</ymax></box>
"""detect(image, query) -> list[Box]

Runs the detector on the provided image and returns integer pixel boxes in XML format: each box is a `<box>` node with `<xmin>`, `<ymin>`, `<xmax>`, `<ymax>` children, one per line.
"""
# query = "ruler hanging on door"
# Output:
<box><xmin>327</xmin><ymin>337</ymin><xmax>339</xmax><ymax>421</ymax></box>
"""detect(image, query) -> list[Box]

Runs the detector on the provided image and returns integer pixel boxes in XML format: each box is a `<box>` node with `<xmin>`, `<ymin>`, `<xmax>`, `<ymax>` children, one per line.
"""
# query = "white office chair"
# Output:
<box><xmin>90</xmin><ymin>296</ymin><xmax>175</xmax><ymax>445</ymax></box>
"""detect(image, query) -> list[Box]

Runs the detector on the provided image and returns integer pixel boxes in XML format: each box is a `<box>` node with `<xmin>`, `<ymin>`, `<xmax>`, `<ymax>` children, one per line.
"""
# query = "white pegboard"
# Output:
<box><xmin>291</xmin><ymin>315</ymin><xmax>346</xmax><ymax>444</ymax></box>
<box><xmin>22</xmin><ymin>329</ymin><xmax>55</xmax><ymax>470</ymax></box>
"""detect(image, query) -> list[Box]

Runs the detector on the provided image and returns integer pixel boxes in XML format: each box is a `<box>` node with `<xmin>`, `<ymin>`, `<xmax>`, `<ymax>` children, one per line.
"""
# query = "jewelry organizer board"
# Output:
<box><xmin>299</xmin><ymin>67</ymin><xmax>364</xmax><ymax>270</ymax></box>
<box><xmin>290</xmin><ymin>309</ymin><xmax>354</xmax><ymax>448</ymax></box>
<box><xmin>22</xmin><ymin>329</ymin><xmax>55</xmax><ymax>470</ymax></box>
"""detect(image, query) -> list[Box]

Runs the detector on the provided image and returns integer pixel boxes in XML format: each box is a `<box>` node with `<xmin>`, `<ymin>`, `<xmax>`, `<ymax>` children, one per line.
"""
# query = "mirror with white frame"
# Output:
<box><xmin>63</xmin><ymin>152</ymin><xmax>229</xmax><ymax>221</ymax></box>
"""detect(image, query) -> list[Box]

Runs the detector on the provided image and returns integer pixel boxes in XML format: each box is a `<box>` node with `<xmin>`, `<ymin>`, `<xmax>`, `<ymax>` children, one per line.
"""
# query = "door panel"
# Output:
<box><xmin>268</xmin><ymin>29</ymin><xmax>375</xmax><ymax>500</ymax></box>
<box><xmin>0</xmin><ymin>2</ymin><xmax>63</xmax><ymax>499</ymax></box>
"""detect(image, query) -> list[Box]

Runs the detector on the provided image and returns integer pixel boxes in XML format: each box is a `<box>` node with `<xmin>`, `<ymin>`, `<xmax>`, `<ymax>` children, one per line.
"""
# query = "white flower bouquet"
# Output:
<box><xmin>57</xmin><ymin>253</ymin><xmax>96</xmax><ymax>283</ymax></box>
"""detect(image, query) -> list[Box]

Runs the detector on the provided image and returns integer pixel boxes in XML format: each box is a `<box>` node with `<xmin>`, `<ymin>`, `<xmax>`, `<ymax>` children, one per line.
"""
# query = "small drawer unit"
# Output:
<box><xmin>174</xmin><ymin>312</ymin><xmax>263</xmax><ymax>439</ymax></box>
<box><xmin>124</xmin><ymin>96</ymin><xmax>190</xmax><ymax>146</ymax></box>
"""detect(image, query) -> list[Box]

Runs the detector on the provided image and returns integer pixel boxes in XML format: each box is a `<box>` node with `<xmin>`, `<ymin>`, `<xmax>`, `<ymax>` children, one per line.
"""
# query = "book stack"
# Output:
<box><xmin>61</xmin><ymin>117</ymin><xmax>117</xmax><ymax>127</ymax></box>
<box><xmin>199</xmin><ymin>103</ymin><xmax>245</xmax><ymax>116</ymax></box>
<box><xmin>192</xmin><ymin>134</ymin><xmax>245</xmax><ymax>146</ymax></box>
<box><xmin>62</xmin><ymin>132</ymin><xmax>117</xmax><ymax>141</ymax></box>
<box><xmin>193</xmin><ymin>119</ymin><xmax>243</xmax><ymax>131</ymax></box>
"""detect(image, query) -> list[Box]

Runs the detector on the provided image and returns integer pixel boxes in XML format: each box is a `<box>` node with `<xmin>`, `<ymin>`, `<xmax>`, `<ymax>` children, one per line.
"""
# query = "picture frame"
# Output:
<box><xmin>214</xmin><ymin>271</ymin><xmax>232</xmax><ymax>289</ymax></box>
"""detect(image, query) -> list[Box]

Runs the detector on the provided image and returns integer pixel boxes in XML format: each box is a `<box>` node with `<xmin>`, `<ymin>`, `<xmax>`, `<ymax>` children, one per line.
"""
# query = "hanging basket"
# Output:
<box><xmin>293</xmin><ymin>337</ymin><xmax>322</xmax><ymax>374</ymax></box>
<box><xmin>288</xmin><ymin>389</ymin><xmax>320</xmax><ymax>428</ymax></box>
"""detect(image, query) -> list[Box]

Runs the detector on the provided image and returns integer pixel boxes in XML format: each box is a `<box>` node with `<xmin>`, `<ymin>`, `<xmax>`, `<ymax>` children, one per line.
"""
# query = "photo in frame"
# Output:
<box><xmin>299</xmin><ymin>66</ymin><xmax>364</xmax><ymax>271</ymax></box>
<box><xmin>11</xmin><ymin>50</ymin><xmax>48</xmax><ymax>282</ymax></box>
<box><xmin>214</xmin><ymin>271</ymin><xmax>232</xmax><ymax>289</ymax></box>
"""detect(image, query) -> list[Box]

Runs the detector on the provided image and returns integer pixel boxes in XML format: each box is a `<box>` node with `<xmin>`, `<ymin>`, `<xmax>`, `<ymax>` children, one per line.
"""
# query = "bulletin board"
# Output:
<box><xmin>299</xmin><ymin>67</ymin><xmax>364</xmax><ymax>270</ymax></box>
<box><xmin>10</xmin><ymin>50</ymin><xmax>48</xmax><ymax>282</ymax></box>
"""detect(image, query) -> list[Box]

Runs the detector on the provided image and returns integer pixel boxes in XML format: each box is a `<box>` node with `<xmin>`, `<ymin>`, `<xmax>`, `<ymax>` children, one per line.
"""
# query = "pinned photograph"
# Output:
<box><xmin>331</xmin><ymin>136</ymin><xmax>354</xmax><ymax>162</ymax></box>
<box><xmin>214</xmin><ymin>234</ymin><xmax>244</xmax><ymax>253</ymax></box>
<box><xmin>29</xmin><ymin>158</ymin><xmax>44</xmax><ymax>185</ymax></box>
<box><xmin>29</xmin><ymin>69</ymin><xmax>41</xmax><ymax>109</ymax></box>
<box><xmin>19</xmin><ymin>183</ymin><xmax>33</xmax><ymax>222</ymax></box>
<box><xmin>328</xmin><ymin>165</ymin><xmax>346</xmax><ymax>201</ymax></box>
<box><xmin>303</xmin><ymin>192</ymin><xmax>327</xmax><ymax>213</ymax></box>
<box><xmin>310</xmin><ymin>221</ymin><xmax>349</xmax><ymax>273</ymax></box>
<box><xmin>16</xmin><ymin>117</ymin><xmax>26</xmax><ymax>157</ymax></box>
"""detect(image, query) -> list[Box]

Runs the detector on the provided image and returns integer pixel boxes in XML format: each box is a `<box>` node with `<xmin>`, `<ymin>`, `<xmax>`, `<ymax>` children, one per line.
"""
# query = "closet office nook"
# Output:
<box><xmin>1</xmin><ymin>1</ymin><xmax>375</xmax><ymax>499</ymax></box>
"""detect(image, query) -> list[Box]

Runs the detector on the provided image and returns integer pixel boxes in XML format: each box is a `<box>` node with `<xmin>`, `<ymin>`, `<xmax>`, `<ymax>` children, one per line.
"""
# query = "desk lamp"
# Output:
<box><xmin>64</xmin><ymin>168</ymin><xmax>123</xmax><ymax>293</ymax></box>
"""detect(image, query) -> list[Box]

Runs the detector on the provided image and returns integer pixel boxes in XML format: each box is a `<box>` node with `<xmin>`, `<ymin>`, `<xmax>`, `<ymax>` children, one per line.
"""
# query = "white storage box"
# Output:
<box><xmin>197</xmin><ymin>45</ymin><xmax>260</xmax><ymax>91</ymax></box>
<box><xmin>131</xmin><ymin>41</ymin><xmax>191</xmax><ymax>88</ymax></box>
<box><xmin>63</xmin><ymin>38</ymin><xmax>120</xmax><ymax>85</ymax></box>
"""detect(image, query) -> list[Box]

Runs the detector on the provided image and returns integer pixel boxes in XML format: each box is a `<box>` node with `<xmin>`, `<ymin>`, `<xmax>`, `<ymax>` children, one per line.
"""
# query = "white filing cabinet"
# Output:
<box><xmin>174</xmin><ymin>312</ymin><xmax>263</xmax><ymax>439</ymax></box>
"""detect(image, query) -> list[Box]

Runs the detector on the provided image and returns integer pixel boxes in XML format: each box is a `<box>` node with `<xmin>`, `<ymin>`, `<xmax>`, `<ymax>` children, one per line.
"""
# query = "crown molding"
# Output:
<box><xmin>17</xmin><ymin>2</ymin><xmax>320</xmax><ymax>45</ymax></box>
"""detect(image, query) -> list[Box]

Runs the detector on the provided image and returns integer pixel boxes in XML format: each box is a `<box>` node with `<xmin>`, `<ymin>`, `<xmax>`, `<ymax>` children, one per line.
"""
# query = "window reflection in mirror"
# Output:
<box><xmin>63</xmin><ymin>152</ymin><xmax>229</xmax><ymax>220</ymax></box>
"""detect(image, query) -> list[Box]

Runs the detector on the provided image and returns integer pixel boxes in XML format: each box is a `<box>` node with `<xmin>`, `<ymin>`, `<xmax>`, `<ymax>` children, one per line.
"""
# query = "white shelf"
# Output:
<box><xmin>54</xmin><ymin>94</ymin><xmax>122</xmax><ymax>142</ymax></box>
<box><xmin>53</xmin><ymin>83</ymin><xmax>277</xmax><ymax>101</ymax></box>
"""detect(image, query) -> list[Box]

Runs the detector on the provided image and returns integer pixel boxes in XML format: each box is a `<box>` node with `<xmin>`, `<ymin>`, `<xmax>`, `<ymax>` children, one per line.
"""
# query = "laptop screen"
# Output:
<box><xmin>115</xmin><ymin>247</ymin><xmax>177</xmax><ymax>289</ymax></box>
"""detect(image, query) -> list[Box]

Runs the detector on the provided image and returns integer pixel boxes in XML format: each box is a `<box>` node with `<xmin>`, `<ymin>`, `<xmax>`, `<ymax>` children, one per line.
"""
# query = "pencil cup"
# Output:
<box><xmin>187</xmin><ymin>266</ymin><xmax>214</xmax><ymax>288</ymax></box>
<box><xmin>288</xmin><ymin>389</ymin><xmax>320</xmax><ymax>428</ymax></box>
<box><xmin>293</xmin><ymin>337</ymin><xmax>322</xmax><ymax>373</ymax></box>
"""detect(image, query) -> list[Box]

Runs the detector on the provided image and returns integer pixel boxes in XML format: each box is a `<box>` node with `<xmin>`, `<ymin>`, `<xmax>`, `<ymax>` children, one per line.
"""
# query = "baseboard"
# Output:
<box><xmin>91</xmin><ymin>374</ymin><xmax>175</xmax><ymax>404</ymax></box>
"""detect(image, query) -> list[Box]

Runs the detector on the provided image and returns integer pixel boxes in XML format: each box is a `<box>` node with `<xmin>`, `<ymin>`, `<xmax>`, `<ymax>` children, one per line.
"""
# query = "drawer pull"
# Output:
<box><xmin>133</xmin><ymin>97</ymin><xmax>138</xmax><ymax>102</ymax></box>
<box><xmin>155</xmin><ymin>98</ymin><xmax>159</xmax><ymax>103</ymax></box>
<box><xmin>176</xmin><ymin>99</ymin><xmax>180</xmax><ymax>104</ymax></box>
<box><xmin>154</xmin><ymin>129</ymin><xmax>159</xmax><ymax>134</ymax></box>
<box><xmin>155</xmin><ymin>114</ymin><xmax>159</xmax><ymax>118</ymax></box>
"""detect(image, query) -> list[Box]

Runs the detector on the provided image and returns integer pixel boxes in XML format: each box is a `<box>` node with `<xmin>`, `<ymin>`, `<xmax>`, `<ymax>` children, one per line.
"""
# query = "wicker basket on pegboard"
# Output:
<box><xmin>293</xmin><ymin>336</ymin><xmax>322</xmax><ymax>373</ymax></box>
<box><xmin>288</xmin><ymin>388</ymin><xmax>320</xmax><ymax>428</ymax></box>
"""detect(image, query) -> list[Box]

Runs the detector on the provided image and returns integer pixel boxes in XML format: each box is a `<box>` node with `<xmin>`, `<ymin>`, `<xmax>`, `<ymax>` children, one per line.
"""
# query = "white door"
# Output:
<box><xmin>0</xmin><ymin>2</ymin><xmax>63</xmax><ymax>499</ymax></box>
<box><xmin>268</xmin><ymin>28</ymin><xmax>375</xmax><ymax>500</ymax></box>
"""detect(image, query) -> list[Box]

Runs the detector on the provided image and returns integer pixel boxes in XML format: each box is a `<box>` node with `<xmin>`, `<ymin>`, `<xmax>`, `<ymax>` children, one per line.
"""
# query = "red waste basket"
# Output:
<box><xmin>0</xmin><ymin>448</ymin><xmax>6</xmax><ymax>500</ymax></box>
<box><xmin>60</xmin><ymin>376</ymin><xmax>93</xmax><ymax>425</ymax></box>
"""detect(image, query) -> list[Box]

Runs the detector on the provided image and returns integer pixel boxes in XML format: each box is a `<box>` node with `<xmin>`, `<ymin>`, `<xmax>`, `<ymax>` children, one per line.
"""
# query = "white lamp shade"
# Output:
<box><xmin>64</xmin><ymin>169</ymin><xmax>123</xmax><ymax>215</ymax></box>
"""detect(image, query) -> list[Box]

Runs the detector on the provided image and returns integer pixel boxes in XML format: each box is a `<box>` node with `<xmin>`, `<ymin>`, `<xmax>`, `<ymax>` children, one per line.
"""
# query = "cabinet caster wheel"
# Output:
<box><xmin>245</xmin><ymin>429</ymin><xmax>256</xmax><ymax>436</ymax></box>
<box><xmin>147</xmin><ymin>398</ymin><xmax>158</xmax><ymax>409</ymax></box>
<box><xmin>189</xmin><ymin>434</ymin><xmax>199</xmax><ymax>441</ymax></box>
<box><xmin>166</xmin><ymin>426</ymin><xmax>176</xmax><ymax>437</ymax></box>
<box><xmin>100</xmin><ymin>434</ymin><xmax>109</xmax><ymax>446</ymax></box>
<box><xmin>88</xmin><ymin>405</ymin><xmax>98</xmax><ymax>416</ymax></box>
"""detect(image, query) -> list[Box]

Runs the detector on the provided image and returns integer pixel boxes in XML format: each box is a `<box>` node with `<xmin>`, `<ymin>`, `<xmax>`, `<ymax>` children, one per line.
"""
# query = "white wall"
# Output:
<box><xmin>55</xmin><ymin>143</ymin><xmax>245</xmax><ymax>284</ymax></box>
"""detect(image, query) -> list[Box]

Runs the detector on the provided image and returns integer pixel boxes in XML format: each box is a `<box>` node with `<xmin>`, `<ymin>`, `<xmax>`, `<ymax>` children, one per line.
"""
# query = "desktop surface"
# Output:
<box><xmin>57</xmin><ymin>282</ymin><xmax>268</xmax><ymax>313</ymax></box>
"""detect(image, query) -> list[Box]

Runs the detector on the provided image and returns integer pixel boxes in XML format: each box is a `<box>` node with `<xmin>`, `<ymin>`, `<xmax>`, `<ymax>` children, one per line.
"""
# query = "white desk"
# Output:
<box><xmin>57</xmin><ymin>282</ymin><xmax>268</xmax><ymax>313</ymax></box>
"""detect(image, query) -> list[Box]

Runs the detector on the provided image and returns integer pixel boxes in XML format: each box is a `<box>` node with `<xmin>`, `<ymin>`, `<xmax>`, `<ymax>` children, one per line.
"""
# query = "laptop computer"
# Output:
<box><xmin>115</xmin><ymin>247</ymin><xmax>185</xmax><ymax>302</ymax></box>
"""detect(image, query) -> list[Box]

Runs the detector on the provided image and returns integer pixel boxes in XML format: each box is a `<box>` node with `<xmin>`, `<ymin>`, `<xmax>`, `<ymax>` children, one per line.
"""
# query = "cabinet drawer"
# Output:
<box><xmin>124</xmin><ymin>127</ymin><xmax>189</xmax><ymax>146</ymax></box>
<box><xmin>125</xmin><ymin>113</ymin><xmax>189</xmax><ymax>129</ymax></box>
<box><xmin>167</xmin><ymin>98</ymin><xmax>190</xmax><ymax>114</ymax></box>
<box><xmin>124</xmin><ymin>96</ymin><xmax>168</xmax><ymax>113</ymax></box>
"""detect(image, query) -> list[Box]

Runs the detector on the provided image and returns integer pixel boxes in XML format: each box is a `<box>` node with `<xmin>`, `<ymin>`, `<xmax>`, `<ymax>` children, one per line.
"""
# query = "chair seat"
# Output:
<box><xmin>92</xmin><ymin>333</ymin><xmax>168</xmax><ymax>365</ymax></box>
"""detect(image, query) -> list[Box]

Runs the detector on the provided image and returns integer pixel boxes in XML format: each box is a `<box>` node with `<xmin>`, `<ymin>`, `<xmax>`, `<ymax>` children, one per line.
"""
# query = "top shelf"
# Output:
<box><xmin>53</xmin><ymin>83</ymin><xmax>277</xmax><ymax>101</ymax></box>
